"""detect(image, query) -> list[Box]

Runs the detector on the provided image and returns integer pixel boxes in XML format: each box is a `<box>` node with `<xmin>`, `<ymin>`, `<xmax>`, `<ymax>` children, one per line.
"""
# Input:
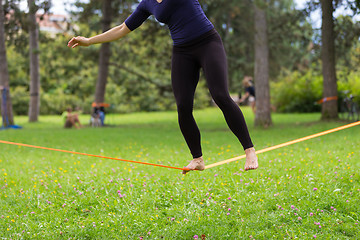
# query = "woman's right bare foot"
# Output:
<box><xmin>182</xmin><ymin>156</ymin><xmax>205</xmax><ymax>175</ymax></box>
<box><xmin>244</xmin><ymin>147</ymin><xmax>258</xmax><ymax>171</ymax></box>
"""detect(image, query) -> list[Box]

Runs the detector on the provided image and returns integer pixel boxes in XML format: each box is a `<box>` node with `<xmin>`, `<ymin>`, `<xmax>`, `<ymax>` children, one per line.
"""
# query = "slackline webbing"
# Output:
<box><xmin>205</xmin><ymin>121</ymin><xmax>360</xmax><ymax>169</ymax></box>
<box><xmin>0</xmin><ymin>121</ymin><xmax>359</xmax><ymax>171</ymax></box>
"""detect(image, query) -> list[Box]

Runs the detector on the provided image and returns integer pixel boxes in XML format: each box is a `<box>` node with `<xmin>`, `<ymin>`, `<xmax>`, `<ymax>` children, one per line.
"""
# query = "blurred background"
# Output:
<box><xmin>1</xmin><ymin>0</ymin><xmax>359</xmax><ymax>126</ymax></box>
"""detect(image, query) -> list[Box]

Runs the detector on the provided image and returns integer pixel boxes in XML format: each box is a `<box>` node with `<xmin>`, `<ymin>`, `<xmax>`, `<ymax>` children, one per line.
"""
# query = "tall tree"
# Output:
<box><xmin>0</xmin><ymin>0</ymin><xmax>14</xmax><ymax>127</ymax></box>
<box><xmin>320</xmin><ymin>0</ymin><xmax>338</xmax><ymax>120</ymax></box>
<box><xmin>254</xmin><ymin>0</ymin><xmax>272</xmax><ymax>127</ymax></box>
<box><xmin>28</xmin><ymin>0</ymin><xmax>40</xmax><ymax>122</ymax></box>
<box><xmin>94</xmin><ymin>0</ymin><xmax>112</xmax><ymax>104</ymax></box>
<box><xmin>72</xmin><ymin>0</ymin><xmax>135</xmax><ymax>106</ymax></box>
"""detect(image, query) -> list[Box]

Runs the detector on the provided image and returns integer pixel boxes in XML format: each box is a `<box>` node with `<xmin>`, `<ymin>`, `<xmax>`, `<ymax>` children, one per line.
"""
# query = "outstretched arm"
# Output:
<box><xmin>67</xmin><ymin>22</ymin><xmax>131</xmax><ymax>48</ymax></box>
<box><xmin>239</xmin><ymin>92</ymin><xmax>250</xmax><ymax>103</ymax></box>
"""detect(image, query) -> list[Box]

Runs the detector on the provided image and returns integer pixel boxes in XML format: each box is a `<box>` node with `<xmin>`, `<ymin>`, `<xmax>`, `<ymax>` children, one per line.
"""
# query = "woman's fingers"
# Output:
<box><xmin>67</xmin><ymin>36</ymin><xmax>89</xmax><ymax>48</ymax></box>
<box><xmin>67</xmin><ymin>37</ymin><xmax>77</xmax><ymax>48</ymax></box>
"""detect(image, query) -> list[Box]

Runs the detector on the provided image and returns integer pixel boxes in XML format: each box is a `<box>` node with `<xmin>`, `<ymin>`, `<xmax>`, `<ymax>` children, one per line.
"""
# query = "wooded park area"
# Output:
<box><xmin>1</xmin><ymin>0</ymin><xmax>360</xmax><ymax>128</ymax></box>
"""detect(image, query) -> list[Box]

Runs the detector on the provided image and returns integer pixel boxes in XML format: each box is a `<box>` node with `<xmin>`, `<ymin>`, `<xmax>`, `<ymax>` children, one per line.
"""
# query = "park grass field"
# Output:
<box><xmin>0</xmin><ymin>107</ymin><xmax>359</xmax><ymax>239</ymax></box>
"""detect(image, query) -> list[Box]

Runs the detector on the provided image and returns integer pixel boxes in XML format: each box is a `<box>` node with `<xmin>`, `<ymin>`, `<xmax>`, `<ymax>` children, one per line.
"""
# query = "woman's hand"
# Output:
<box><xmin>67</xmin><ymin>36</ymin><xmax>91</xmax><ymax>48</ymax></box>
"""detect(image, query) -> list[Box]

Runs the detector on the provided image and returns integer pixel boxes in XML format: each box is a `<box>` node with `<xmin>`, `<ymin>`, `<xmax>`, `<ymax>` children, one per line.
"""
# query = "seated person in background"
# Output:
<box><xmin>62</xmin><ymin>107</ymin><xmax>82</xmax><ymax>129</ymax></box>
<box><xmin>91</xmin><ymin>103</ymin><xmax>106</xmax><ymax>126</ymax></box>
<box><xmin>239</xmin><ymin>76</ymin><xmax>256</xmax><ymax>113</ymax></box>
<box><xmin>99</xmin><ymin>106</ymin><xmax>105</xmax><ymax>126</ymax></box>
<box><xmin>90</xmin><ymin>109</ymin><xmax>101</xmax><ymax>127</ymax></box>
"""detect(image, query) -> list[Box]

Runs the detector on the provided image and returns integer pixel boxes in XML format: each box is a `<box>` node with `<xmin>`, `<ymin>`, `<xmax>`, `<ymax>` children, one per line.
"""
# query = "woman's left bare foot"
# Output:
<box><xmin>182</xmin><ymin>156</ymin><xmax>205</xmax><ymax>175</ymax></box>
<box><xmin>244</xmin><ymin>147</ymin><xmax>258</xmax><ymax>171</ymax></box>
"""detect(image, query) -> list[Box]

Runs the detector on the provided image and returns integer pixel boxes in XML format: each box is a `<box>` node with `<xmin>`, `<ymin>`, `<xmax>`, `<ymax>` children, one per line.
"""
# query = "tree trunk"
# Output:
<box><xmin>28</xmin><ymin>0</ymin><xmax>40</xmax><ymax>122</ymax></box>
<box><xmin>94</xmin><ymin>0</ymin><xmax>112</xmax><ymax>104</ymax></box>
<box><xmin>321</xmin><ymin>0</ymin><xmax>338</xmax><ymax>120</ymax></box>
<box><xmin>0</xmin><ymin>0</ymin><xmax>14</xmax><ymax>127</ymax></box>
<box><xmin>254</xmin><ymin>2</ymin><xmax>272</xmax><ymax>127</ymax></box>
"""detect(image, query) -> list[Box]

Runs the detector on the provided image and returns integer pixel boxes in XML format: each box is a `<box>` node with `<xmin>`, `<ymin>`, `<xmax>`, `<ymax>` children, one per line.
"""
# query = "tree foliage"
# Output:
<box><xmin>3</xmin><ymin>0</ymin><xmax>360</xmax><ymax>116</ymax></box>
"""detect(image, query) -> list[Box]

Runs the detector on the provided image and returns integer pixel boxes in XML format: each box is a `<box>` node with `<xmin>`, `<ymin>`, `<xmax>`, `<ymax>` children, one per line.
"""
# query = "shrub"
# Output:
<box><xmin>40</xmin><ymin>89</ymin><xmax>84</xmax><ymax>115</ymax></box>
<box><xmin>271</xmin><ymin>70</ymin><xmax>323</xmax><ymax>113</ymax></box>
<box><xmin>271</xmin><ymin>69</ymin><xmax>360</xmax><ymax>113</ymax></box>
<box><xmin>10</xmin><ymin>86</ymin><xmax>30</xmax><ymax>115</ymax></box>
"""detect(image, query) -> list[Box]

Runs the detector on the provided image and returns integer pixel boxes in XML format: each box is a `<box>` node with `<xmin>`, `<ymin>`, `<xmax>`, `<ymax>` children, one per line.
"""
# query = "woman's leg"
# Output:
<box><xmin>171</xmin><ymin>49</ymin><xmax>203</xmax><ymax>161</ymax></box>
<box><xmin>199</xmin><ymin>35</ymin><xmax>258</xmax><ymax>170</ymax></box>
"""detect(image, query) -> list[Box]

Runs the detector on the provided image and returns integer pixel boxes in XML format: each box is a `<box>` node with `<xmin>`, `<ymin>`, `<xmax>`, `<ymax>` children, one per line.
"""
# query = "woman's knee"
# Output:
<box><xmin>212</xmin><ymin>92</ymin><xmax>233</xmax><ymax>108</ymax></box>
<box><xmin>177</xmin><ymin>104</ymin><xmax>193</xmax><ymax>116</ymax></box>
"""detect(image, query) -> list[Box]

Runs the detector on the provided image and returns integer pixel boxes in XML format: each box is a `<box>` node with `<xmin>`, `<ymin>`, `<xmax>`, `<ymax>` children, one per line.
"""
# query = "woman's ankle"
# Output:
<box><xmin>245</xmin><ymin>147</ymin><xmax>255</xmax><ymax>154</ymax></box>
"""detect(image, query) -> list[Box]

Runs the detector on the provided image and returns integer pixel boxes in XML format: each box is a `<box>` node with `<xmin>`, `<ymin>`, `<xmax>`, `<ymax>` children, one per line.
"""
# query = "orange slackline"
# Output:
<box><xmin>205</xmin><ymin>121</ymin><xmax>360</xmax><ymax>169</ymax></box>
<box><xmin>0</xmin><ymin>140</ymin><xmax>189</xmax><ymax>171</ymax></box>
<box><xmin>316</xmin><ymin>96</ymin><xmax>338</xmax><ymax>104</ymax></box>
<box><xmin>1</xmin><ymin>121</ymin><xmax>359</xmax><ymax>171</ymax></box>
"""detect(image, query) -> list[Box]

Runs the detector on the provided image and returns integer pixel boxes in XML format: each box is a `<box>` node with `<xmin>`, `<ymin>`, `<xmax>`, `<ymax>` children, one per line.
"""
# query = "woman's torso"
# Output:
<box><xmin>126</xmin><ymin>0</ymin><xmax>214</xmax><ymax>45</ymax></box>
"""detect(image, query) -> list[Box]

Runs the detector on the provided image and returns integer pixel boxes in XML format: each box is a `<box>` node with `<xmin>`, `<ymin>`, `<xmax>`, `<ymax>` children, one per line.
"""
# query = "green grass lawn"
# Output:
<box><xmin>1</xmin><ymin>107</ymin><xmax>359</xmax><ymax>239</ymax></box>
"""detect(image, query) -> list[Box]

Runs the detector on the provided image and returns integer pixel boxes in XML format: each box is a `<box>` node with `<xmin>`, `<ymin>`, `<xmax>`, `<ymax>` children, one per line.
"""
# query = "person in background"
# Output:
<box><xmin>239</xmin><ymin>76</ymin><xmax>256</xmax><ymax>114</ymax></box>
<box><xmin>99</xmin><ymin>106</ymin><xmax>105</xmax><ymax>126</ymax></box>
<box><xmin>62</xmin><ymin>107</ymin><xmax>82</xmax><ymax>129</ymax></box>
<box><xmin>92</xmin><ymin>104</ymin><xmax>105</xmax><ymax>126</ymax></box>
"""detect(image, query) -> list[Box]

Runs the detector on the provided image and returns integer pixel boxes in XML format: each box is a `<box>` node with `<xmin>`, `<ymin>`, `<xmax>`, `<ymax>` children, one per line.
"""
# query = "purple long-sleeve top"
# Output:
<box><xmin>125</xmin><ymin>0</ymin><xmax>214</xmax><ymax>46</ymax></box>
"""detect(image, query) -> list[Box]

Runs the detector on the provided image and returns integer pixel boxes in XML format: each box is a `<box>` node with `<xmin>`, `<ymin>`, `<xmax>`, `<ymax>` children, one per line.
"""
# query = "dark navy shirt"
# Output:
<box><xmin>125</xmin><ymin>0</ymin><xmax>214</xmax><ymax>45</ymax></box>
<box><xmin>246</xmin><ymin>86</ymin><xmax>255</xmax><ymax>98</ymax></box>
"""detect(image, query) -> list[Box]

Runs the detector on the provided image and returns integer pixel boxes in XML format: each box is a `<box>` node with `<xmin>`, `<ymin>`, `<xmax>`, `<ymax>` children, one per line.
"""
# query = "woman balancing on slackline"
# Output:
<box><xmin>67</xmin><ymin>0</ymin><xmax>258</xmax><ymax>174</ymax></box>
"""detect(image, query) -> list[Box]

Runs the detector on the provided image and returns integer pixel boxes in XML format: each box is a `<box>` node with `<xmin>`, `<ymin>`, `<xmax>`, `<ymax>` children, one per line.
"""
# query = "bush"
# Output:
<box><xmin>272</xmin><ymin>69</ymin><xmax>360</xmax><ymax>113</ymax></box>
<box><xmin>337</xmin><ymin>71</ymin><xmax>360</xmax><ymax>106</ymax></box>
<box><xmin>40</xmin><ymin>89</ymin><xmax>84</xmax><ymax>115</ymax></box>
<box><xmin>271</xmin><ymin>70</ymin><xmax>323</xmax><ymax>113</ymax></box>
<box><xmin>11</xmin><ymin>86</ymin><xmax>30</xmax><ymax>115</ymax></box>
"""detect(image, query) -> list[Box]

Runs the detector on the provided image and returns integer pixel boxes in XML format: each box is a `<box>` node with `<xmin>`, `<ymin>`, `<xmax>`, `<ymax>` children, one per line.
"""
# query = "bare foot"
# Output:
<box><xmin>182</xmin><ymin>156</ymin><xmax>205</xmax><ymax>175</ymax></box>
<box><xmin>244</xmin><ymin>147</ymin><xmax>258</xmax><ymax>171</ymax></box>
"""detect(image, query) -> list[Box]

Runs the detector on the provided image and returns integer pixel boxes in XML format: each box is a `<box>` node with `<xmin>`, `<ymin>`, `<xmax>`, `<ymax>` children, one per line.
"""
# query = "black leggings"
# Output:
<box><xmin>171</xmin><ymin>28</ymin><xmax>253</xmax><ymax>158</ymax></box>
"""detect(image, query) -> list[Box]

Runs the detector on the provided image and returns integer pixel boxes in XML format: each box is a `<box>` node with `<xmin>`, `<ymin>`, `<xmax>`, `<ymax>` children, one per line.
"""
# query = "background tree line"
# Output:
<box><xmin>1</xmin><ymin>0</ymin><xmax>359</xmax><ymax>127</ymax></box>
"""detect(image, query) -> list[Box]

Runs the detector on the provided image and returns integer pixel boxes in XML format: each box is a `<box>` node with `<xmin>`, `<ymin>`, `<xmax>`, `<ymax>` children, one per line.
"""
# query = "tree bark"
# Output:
<box><xmin>94</xmin><ymin>0</ymin><xmax>112</xmax><ymax>104</ymax></box>
<box><xmin>0</xmin><ymin>0</ymin><xmax>14</xmax><ymax>127</ymax></box>
<box><xmin>254</xmin><ymin>2</ymin><xmax>272</xmax><ymax>127</ymax></box>
<box><xmin>28</xmin><ymin>0</ymin><xmax>40</xmax><ymax>122</ymax></box>
<box><xmin>321</xmin><ymin>0</ymin><xmax>338</xmax><ymax>120</ymax></box>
